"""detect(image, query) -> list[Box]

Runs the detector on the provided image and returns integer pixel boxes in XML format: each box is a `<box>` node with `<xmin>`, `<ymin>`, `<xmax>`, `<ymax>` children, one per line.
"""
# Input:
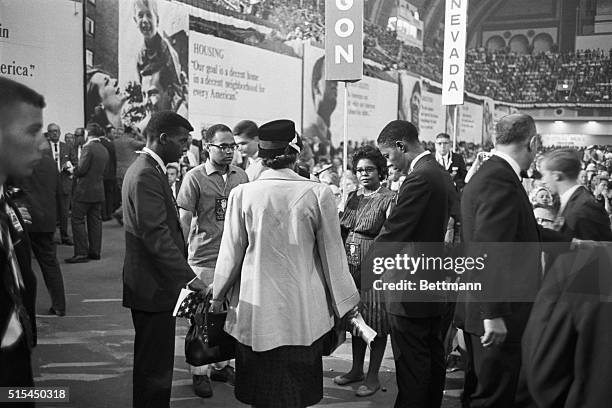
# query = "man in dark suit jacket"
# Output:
<box><xmin>435</xmin><ymin>132</ymin><xmax>467</xmax><ymax>191</ymax></box>
<box><xmin>122</xmin><ymin>111</ymin><xmax>205</xmax><ymax>408</ymax></box>
<box><xmin>66</xmin><ymin>123</ymin><xmax>109</xmax><ymax>263</ymax></box>
<box><xmin>47</xmin><ymin>123</ymin><xmax>73</xmax><ymax>245</ymax></box>
<box><xmin>16</xmin><ymin>146</ymin><xmax>66</xmax><ymax>316</ymax></box>
<box><xmin>519</xmin><ymin>148</ymin><xmax>612</xmax><ymax>407</ymax></box>
<box><xmin>522</xmin><ymin>245</ymin><xmax>612</xmax><ymax>408</ymax></box>
<box><xmin>540</xmin><ymin>149</ymin><xmax>612</xmax><ymax>241</ymax></box>
<box><xmin>100</xmin><ymin>126</ymin><xmax>118</xmax><ymax>221</ymax></box>
<box><xmin>372</xmin><ymin>120</ymin><xmax>456</xmax><ymax>408</ymax></box>
<box><xmin>0</xmin><ymin>77</ymin><xmax>45</xmax><ymax>398</ymax></box>
<box><xmin>455</xmin><ymin>114</ymin><xmax>570</xmax><ymax>408</ymax></box>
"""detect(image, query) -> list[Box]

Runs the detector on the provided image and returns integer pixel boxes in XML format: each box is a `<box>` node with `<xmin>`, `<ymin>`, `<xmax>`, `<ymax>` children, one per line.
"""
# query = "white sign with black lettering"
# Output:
<box><xmin>442</xmin><ymin>0</ymin><xmax>468</xmax><ymax>105</ymax></box>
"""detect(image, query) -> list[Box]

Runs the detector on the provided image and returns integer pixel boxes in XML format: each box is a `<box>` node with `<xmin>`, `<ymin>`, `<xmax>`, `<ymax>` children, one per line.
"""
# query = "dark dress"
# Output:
<box><xmin>340</xmin><ymin>187</ymin><xmax>396</xmax><ymax>336</ymax></box>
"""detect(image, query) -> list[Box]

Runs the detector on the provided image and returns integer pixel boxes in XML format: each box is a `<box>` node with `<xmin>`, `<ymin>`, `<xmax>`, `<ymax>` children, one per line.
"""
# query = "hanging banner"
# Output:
<box><xmin>442</xmin><ymin>0</ymin><xmax>468</xmax><ymax>105</ymax></box>
<box><xmin>482</xmin><ymin>97</ymin><xmax>495</xmax><ymax>145</ymax></box>
<box><xmin>325</xmin><ymin>0</ymin><xmax>364</xmax><ymax>81</ymax></box>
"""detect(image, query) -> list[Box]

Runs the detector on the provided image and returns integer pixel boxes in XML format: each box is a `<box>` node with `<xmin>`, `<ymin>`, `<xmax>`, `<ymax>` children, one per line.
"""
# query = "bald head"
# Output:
<box><xmin>495</xmin><ymin>114</ymin><xmax>536</xmax><ymax>146</ymax></box>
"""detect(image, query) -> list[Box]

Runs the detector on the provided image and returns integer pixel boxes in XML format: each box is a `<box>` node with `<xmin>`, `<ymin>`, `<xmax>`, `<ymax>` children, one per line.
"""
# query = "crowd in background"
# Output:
<box><xmin>201</xmin><ymin>0</ymin><xmax>612</xmax><ymax>104</ymax></box>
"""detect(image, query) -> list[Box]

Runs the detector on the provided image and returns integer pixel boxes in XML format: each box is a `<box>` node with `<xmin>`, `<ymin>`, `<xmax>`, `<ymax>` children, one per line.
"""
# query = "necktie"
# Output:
<box><xmin>0</xmin><ymin>197</ymin><xmax>34</xmax><ymax>349</ymax></box>
<box><xmin>53</xmin><ymin>143</ymin><xmax>61</xmax><ymax>171</ymax></box>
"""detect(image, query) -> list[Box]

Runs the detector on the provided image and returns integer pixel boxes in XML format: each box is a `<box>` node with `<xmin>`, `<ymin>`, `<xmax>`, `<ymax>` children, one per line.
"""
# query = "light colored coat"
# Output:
<box><xmin>213</xmin><ymin>168</ymin><xmax>359</xmax><ymax>352</ymax></box>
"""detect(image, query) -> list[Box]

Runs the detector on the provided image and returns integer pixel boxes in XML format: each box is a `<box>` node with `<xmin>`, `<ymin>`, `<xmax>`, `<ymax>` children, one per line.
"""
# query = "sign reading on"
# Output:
<box><xmin>442</xmin><ymin>0</ymin><xmax>468</xmax><ymax>105</ymax></box>
<box><xmin>325</xmin><ymin>0</ymin><xmax>363</xmax><ymax>81</ymax></box>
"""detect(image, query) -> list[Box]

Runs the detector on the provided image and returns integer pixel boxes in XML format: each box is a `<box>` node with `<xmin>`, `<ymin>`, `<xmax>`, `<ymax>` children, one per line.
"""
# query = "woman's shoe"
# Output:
<box><xmin>355</xmin><ymin>384</ymin><xmax>381</xmax><ymax>397</ymax></box>
<box><xmin>333</xmin><ymin>374</ymin><xmax>364</xmax><ymax>386</ymax></box>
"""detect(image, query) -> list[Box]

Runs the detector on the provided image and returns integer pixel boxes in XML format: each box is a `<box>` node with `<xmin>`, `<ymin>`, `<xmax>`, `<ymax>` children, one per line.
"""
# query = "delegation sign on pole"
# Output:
<box><xmin>442</xmin><ymin>0</ymin><xmax>468</xmax><ymax>106</ymax></box>
<box><xmin>325</xmin><ymin>0</ymin><xmax>363</xmax><ymax>81</ymax></box>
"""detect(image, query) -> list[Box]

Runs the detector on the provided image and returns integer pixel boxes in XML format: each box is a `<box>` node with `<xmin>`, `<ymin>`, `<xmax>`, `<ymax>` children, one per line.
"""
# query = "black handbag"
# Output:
<box><xmin>185</xmin><ymin>297</ymin><xmax>236</xmax><ymax>366</ymax></box>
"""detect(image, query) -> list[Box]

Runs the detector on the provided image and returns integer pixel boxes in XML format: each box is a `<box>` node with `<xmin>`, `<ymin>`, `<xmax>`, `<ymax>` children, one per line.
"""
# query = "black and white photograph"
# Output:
<box><xmin>2</xmin><ymin>0</ymin><xmax>612</xmax><ymax>407</ymax></box>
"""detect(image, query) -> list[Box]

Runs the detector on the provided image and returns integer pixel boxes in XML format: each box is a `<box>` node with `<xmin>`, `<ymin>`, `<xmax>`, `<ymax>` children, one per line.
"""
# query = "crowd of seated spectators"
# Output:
<box><xmin>190</xmin><ymin>0</ymin><xmax>612</xmax><ymax>104</ymax></box>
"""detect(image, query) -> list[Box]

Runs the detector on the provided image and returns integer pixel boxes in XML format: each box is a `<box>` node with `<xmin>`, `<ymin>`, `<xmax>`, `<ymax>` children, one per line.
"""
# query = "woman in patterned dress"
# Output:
<box><xmin>333</xmin><ymin>145</ymin><xmax>396</xmax><ymax>397</ymax></box>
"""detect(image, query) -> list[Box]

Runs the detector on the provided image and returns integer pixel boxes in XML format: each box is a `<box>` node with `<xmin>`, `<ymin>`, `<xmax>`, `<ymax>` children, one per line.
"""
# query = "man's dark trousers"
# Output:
<box><xmin>71</xmin><ymin>201</ymin><xmax>102</xmax><ymax>257</ymax></box>
<box><xmin>389</xmin><ymin>314</ymin><xmax>446</xmax><ymax>408</ymax></box>
<box><xmin>462</xmin><ymin>333</ymin><xmax>522</xmax><ymax>408</ymax></box>
<box><xmin>57</xmin><ymin>191</ymin><xmax>71</xmax><ymax>241</ymax></box>
<box><xmin>29</xmin><ymin>232</ymin><xmax>65</xmax><ymax>313</ymax></box>
<box><xmin>131</xmin><ymin>309</ymin><xmax>176</xmax><ymax>408</ymax></box>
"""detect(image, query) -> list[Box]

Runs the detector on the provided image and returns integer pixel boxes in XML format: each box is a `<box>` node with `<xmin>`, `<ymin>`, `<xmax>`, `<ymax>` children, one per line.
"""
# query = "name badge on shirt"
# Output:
<box><xmin>346</xmin><ymin>242</ymin><xmax>361</xmax><ymax>266</ymax></box>
<box><xmin>215</xmin><ymin>196</ymin><xmax>228</xmax><ymax>221</ymax></box>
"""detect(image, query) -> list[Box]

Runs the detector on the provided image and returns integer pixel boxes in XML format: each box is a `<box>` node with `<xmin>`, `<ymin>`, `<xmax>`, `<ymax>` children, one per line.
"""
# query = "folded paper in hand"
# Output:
<box><xmin>173</xmin><ymin>288</ymin><xmax>205</xmax><ymax>318</ymax></box>
<box><xmin>350</xmin><ymin>313</ymin><xmax>377</xmax><ymax>348</ymax></box>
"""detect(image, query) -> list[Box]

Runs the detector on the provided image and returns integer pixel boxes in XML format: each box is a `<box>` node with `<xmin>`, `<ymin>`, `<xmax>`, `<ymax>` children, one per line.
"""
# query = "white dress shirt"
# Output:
<box><xmin>493</xmin><ymin>150</ymin><xmax>522</xmax><ymax>181</ymax></box>
<box><xmin>558</xmin><ymin>184</ymin><xmax>582</xmax><ymax>216</ymax></box>
<box><xmin>409</xmin><ymin>150</ymin><xmax>431</xmax><ymax>173</ymax></box>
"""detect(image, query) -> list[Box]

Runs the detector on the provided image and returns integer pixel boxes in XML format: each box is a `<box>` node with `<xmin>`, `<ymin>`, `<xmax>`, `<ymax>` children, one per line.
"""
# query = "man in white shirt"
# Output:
<box><xmin>48</xmin><ymin>123</ymin><xmax>73</xmax><ymax>245</ymax></box>
<box><xmin>166</xmin><ymin>162</ymin><xmax>180</xmax><ymax>198</ymax></box>
<box><xmin>233</xmin><ymin>120</ymin><xmax>264</xmax><ymax>181</ymax></box>
<box><xmin>0</xmin><ymin>77</ymin><xmax>46</xmax><ymax>394</ymax></box>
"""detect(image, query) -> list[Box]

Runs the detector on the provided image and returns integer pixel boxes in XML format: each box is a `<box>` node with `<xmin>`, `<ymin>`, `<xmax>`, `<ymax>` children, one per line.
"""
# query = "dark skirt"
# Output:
<box><xmin>234</xmin><ymin>334</ymin><xmax>326</xmax><ymax>408</ymax></box>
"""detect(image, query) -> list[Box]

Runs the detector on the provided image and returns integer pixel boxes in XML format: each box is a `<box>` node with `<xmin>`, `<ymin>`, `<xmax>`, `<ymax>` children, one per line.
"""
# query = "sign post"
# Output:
<box><xmin>325</xmin><ymin>0</ymin><xmax>364</xmax><ymax>176</ymax></box>
<box><xmin>442</xmin><ymin>0</ymin><xmax>468</xmax><ymax>151</ymax></box>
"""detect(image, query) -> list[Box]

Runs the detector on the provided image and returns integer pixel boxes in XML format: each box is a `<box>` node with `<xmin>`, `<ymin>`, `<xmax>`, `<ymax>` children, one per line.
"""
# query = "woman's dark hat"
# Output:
<box><xmin>258</xmin><ymin>119</ymin><xmax>301</xmax><ymax>159</ymax></box>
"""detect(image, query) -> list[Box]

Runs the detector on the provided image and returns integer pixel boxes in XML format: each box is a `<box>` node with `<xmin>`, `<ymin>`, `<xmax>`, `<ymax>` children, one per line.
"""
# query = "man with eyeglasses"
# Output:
<box><xmin>435</xmin><ymin>133</ymin><xmax>467</xmax><ymax>191</ymax></box>
<box><xmin>176</xmin><ymin>123</ymin><xmax>247</xmax><ymax>398</ymax></box>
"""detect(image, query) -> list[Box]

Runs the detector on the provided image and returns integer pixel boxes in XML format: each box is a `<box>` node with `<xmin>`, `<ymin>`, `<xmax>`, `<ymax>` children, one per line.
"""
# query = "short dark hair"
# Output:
<box><xmin>204</xmin><ymin>124</ymin><xmax>232</xmax><ymax>143</ymax></box>
<box><xmin>143</xmin><ymin>111</ymin><xmax>193</xmax><ymax>141</ymax></box>
<box><xmin>352</xmin><ymin>145</ymin><xmax>388</xmax><ymax>181</ymax></box>
<box><xmin>377</xmin><ymin>120</ymin><xmax>419</xmax><ymax>147</ymax></box>
<box><xmin>233</xmin><ymin>120</ymin><xmax>258</xmax><ymax>139</ymax></box>
<box><xmin>436</xmin><ymin>133</ymin><xmax>451</xmax><ymax>141</ymax></box>
<box><xmin>86</xmin><ymin>122</ymin><xmax>105</xmax><ymax>137</ymax></box>
<box><xmin>495</xmin><ymin>114</ymin><xmax>535</xmax><ymax>145</ymax></box>
<box><xmin>0</xmin><ymin>77</ymin><xmax>45</xmax><ymax>114</ymax></box>
<box><xmin>543</xmin><ymin>149</ymin><xmax>582</xmax><ymax>180</ymax></box>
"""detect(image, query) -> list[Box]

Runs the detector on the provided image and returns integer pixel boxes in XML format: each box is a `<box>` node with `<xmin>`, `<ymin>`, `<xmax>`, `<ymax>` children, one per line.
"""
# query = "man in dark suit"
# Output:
<box><xmin>100</xmin><ymin>126</ymin><xmax>118</xmax><ymax>221</ymax></box>
<box><xmin>435</xmin><ymin>132</ymin><xmax>467</xmax><ymax>191</ymax></box>
<box><xmin>541</xmin><ymin>148</ymin><xmax>612</xmax><ymax>241</ymax></box>
<box><xmin>17</xmin><ymin>145</ymin><xmax>66</xmax><ymax>316</ymax></box>
<box><xmin>520</xmin><ymin>148</ymin><xmax>612</xmax><ymax>407</ymax></box>
<box><xmin>455</xmin><ymin>114</ymin><xmax>570</xmax><ymax>408</ymax></box>
<box><xmin>166</xmin><ymin>162</ymin><xmax>181</xmax><ymax>198</ymax></box>
<box><xmin>522</xmin><ymin>243</ymin><xmax>612</xmax><ymax>408</ymax></box>
<box><xmin>122</xmin><ymin>111</ymin><xmax>205</xmax><ymax>408</ymax></box>
<box><xmin>47</xmin><ymin>123</ymin><xmax>73</xmax><ymax>245</ymax></box>
<box><xmin>0</xmin><ymin>77</ymin><xmax>45</xmax><ymax>397</ymax></box>
<box><xmin>66</xmin><ymin>123</ymin><xmax>109</xmax><ymax>264</ymax></box>
<box><xmin>372</xmin><ymin>120</ymin><xmax>456</xmax><ymax>408</ymax></box>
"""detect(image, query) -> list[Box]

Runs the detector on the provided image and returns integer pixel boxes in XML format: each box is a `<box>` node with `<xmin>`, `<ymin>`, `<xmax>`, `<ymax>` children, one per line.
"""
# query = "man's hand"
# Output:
<box><xmin>188</xmin><ymin>277</ymin><xmax>208</xmax><ymax>292</ymax></box>
<box><xmin>481</xmin><ymin>318</ymin><xmax>507</xmax><ymax>347</ymax></box>
<box><xmin>17</xmin><ymin>206</ymin><xmax>32</xmax><ymax>225</ymax></box>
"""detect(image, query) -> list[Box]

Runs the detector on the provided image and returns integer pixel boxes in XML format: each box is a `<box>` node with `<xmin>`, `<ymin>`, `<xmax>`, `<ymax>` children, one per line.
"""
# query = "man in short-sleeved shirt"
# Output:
<box><xmin>176</xmin><ymin>123</ymin><xmax>247</xmax><ymax>398</ymax></box>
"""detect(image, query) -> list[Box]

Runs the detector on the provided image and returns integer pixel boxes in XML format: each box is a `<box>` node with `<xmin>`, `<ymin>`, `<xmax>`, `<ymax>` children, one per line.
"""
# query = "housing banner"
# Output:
<box><xmin>188</xmin><ymin>31</ymin><xmax>302</xmax><ymax>137</ymax></box>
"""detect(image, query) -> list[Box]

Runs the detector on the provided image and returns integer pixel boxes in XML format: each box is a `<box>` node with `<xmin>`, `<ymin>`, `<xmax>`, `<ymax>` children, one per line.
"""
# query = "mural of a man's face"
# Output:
<box><xmin>410</xmin><ymin>85</ymin><xmax>421</xmax><ymax>126</ymax></box>
<box><xmin>134</xmin><ymin>0</ymin><xmax>158</xmax><ymax>41</ymax></box>
<box><xmin>315</xmin><ymin>77</ymin><xmax>337</xmax><ymax>124</ymax></box>
<box><xmin>142</xmin><ymin>72</ymin><xmax>170</xmax><ymax>113</ymax></box>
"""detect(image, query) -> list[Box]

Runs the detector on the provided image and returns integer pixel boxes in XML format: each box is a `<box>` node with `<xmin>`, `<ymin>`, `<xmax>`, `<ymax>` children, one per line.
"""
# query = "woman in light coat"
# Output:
<box><xmin>211</xmin><ymin>119</ymin><xmax>359</xmax><ymax>408</ymax></box>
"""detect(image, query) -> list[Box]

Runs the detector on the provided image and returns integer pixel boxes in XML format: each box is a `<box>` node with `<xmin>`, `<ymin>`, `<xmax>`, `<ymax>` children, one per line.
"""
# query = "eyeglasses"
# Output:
<box><xmin>528</xmin><ymin>134</ymin><xmax>542</xmax><ymax>153</ymax></box>
<box><xmin>356</xmin><ymin>166</ymin><xmax>378</xmax><ymax>174</ymax></box>
<box><xmin>208</xmin><ymin>143</ymin><xmax>239</xmax><ymax>153</ymax></box>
